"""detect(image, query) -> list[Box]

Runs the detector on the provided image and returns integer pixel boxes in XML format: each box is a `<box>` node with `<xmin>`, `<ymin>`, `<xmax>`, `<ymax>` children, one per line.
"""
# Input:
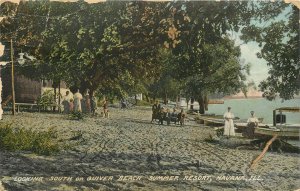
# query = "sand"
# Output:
<box><xmin>0</xmin><ymin>106</ymin><xmax>299</xmax><ymax>191</ymax></box>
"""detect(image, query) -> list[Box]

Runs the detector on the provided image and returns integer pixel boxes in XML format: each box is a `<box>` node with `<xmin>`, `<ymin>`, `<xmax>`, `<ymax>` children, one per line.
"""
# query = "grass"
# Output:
<box><xmin>0</xmin><ymin>122</ymin><xmax>62</xmax><ymax>155</ymax></box>
<box><xmin>136</xmin><ymin>100</ymin><xmax>152</xmax><ymax>106</ymax></box>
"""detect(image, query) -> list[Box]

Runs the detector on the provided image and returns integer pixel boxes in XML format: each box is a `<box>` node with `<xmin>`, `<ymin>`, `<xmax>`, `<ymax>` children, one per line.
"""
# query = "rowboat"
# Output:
<box><xmin>254</xmin><ymin>125</ymin><xmax>300</xmax><ymax>138</ymax></box>
<box><xmin>250</xmin><ymin>107</ymin><xmax>300</xmax><ymax>169</ymax></box>
<box><xmin>254</xmin><ymin>107</ymin><xmax>300</xmax><ymax>139</ymax></box>
<box><xmin>197</xmin><ymin>107</ymin><xmax>299</xmax><ymax>140</ymax></box>
<box><xmin>204</xmin><ymin>107</ymin><xmax>300</xmax><ymax>169</ymax></box>
<box><xmin>195</xmin><ymin>115</ymin><xmax>236</xmax><ymax>126</ymax></box>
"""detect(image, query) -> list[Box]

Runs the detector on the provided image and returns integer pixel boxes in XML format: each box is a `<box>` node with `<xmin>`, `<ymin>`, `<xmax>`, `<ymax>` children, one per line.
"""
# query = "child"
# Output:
<box><xmin>177</xmin><ymin>109</ymin><xmax>185</xmax><ymax>126</ymax></box>
<box><xmin>91</xmin><ymin>94</ymin><xmax>97</xmax><ymax>116</ymax></box>
<box><xmin>69</xmin><ymin>99</ymin><xmax>74</xmax><ymax>113</ymax></box>
<box><xmin>103</xmin><ymin>99</ymin><xmax>109</xmax><ymax>118</ymax></box>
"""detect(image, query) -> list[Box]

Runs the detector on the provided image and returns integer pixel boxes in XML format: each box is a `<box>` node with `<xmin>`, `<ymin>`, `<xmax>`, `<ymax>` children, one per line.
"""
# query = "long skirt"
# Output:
<box><xmin>74</xmin><ymin>98</ymin><xmax>82</xmax><ymax>112</ymax></box>
<box><xmin>62</xmin><ymin>100</ymin><xmax>70</xmax><ymax>114</ymax></box>
<box><xmin>224</xmin><ymin>119</ymin><xmax>235</xmax><ymax>136</ymax></box>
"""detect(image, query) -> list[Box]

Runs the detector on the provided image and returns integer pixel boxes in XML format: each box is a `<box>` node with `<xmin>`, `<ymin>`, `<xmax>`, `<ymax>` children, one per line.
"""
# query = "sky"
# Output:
<box><xmin>237</xmin><ymin>40</ymin><xmax>270</xmax><ymax>86</ymax></box>
<box><xmin>0</xmin><ymin>0</ymin><xmax>298</xmax><ymax>86</ymax></box>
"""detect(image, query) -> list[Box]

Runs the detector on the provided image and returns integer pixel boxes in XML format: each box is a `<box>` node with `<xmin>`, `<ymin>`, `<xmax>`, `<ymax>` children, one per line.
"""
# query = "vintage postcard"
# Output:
<box><xmin>0</xmin><ymin>0</ymin><xmax>299</xmax><ymax>190</ymax></box>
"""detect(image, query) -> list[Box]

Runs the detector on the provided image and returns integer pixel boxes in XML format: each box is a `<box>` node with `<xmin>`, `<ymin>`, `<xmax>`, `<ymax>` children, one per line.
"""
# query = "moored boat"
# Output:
<box><xmin>254</xmin><ymin>107</ymin><xmax>300</xmax><ymax>139</ymax></box>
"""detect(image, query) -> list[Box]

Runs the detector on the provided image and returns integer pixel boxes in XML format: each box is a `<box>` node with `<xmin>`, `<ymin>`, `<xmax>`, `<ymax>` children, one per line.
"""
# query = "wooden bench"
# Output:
<box><xmin>15</xmin><ymin>103</ymin><xmax>39</xmax><ymax>113</ymax></box>
<box><xmin>15</xmin><ymin>103</ymin><xmax>61</xmax><ymax>113</ymax></box>
<box><xmin>38</xmin><ymin>103</ymin><xmax>61</xmax><ymax>112</ymax></box>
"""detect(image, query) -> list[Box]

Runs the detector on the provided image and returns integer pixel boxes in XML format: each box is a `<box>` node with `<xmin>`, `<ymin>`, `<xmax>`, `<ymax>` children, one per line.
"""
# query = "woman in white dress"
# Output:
<box><xmin>247</xmin><ymin>111</ymin><xmax>259</xmax><ymax>127</ymax></box>
<box><xmin>223</xmin><ymin>107</ymin><xmax>235</xmax><ymax>137</ymax></box>
<box><xmin>73</xmin><ymin>89</ymin><xmax>83</xmax><ymax>112</ymax></box>
<box><xmin>244</xmin><ymin>111</ymin><xmax>259</xmax><ymax>138</ymax></box>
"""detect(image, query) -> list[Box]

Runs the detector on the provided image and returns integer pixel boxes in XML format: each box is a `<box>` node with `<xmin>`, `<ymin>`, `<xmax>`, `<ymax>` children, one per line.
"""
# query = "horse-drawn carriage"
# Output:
<box><xmin>151</xmin><ymin>104</ymin><xmax>185</xmax><ymax>126</ymax></box>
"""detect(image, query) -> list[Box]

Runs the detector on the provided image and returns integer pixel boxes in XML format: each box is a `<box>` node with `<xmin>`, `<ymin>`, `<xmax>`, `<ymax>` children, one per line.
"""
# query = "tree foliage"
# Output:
<box><xmin>241</xmin><ymin>2</ymin><xmax>299</xmax><ymax>100</ymax></box>
<box><xmin>1</xmin><ymin>1</ymin><xmax>168</xmax><ymax>93</ymax></box>
<box><xmin>1</xmin><ymin>0</ymin><xmax>297</xmax><ymax>108</ymax></box>
<box><xmin>160</xmin><ymin>1</ymin><xmax>252</xmax><ymax>113</ymax></box>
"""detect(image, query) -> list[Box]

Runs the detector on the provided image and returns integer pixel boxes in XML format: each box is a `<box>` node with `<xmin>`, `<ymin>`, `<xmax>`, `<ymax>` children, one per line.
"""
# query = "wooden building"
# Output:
<box><xmin>1</xmin><ymin>69</ymin><xmax>67</xmax><ymax>103</ymax></box>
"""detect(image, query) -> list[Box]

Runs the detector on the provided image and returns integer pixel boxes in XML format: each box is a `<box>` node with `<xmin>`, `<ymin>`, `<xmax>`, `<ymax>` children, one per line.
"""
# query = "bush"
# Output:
<box><xmin>37</xmin><ymin>89</ymin><xmax>57</xmax><ymax>108</ymax></box>
<box><xmin>0</xmin><ymin>123</ymin><xmax>61</xmax><ymax>155</ymax></box>
<box><xmin>136</xmin><ymin>100</ymin><xmax>151</xmax><ymax>106</ymax></box>
<box><xmin>69</xmin><ymin>111</ymin><xmax>85</xmax><ymax>120</ymax></box>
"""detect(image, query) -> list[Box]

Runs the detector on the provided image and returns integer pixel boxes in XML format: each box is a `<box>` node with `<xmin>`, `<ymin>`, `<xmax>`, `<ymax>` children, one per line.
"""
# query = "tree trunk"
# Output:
<box><xmin>58</xmin><ymin>81</ymin><xmax>61</xmax><ymax>113</ymax></box>
<box><xmin>89</xmin><ymin>83</ymin><xmax>97</xmax><ymax>99</ymax></box>
<box><xmin>80</xmin><ymin>81</ymin><xmax>89</xmax><ymax>95</ymax></box>
<box><xmin>145</xmin><ymin>93</ymin><xmax>150</xmax><ymax>102</ymax></box>
<box><xmin>186</xmin><ymin>97</ymin><xmax>189</xmax><ymax>108</ymax></box>
<box><xmin>90</xmin><ymin>89</ymin><xmax>94</xmax><ymax>98</ymax></box>
<box><xmin>198</xmin><ymin>95</ymin><xmax>205</xmax><ymax>114</ymax></box>
<box><xmin>190</xmin><ymin>97</ymin><xmax>194</xmax><ymax>110</ymax></box>
<box><xmin>178</xmin><ymin>94</ymin><xmax>181</xmax><ymax>108</ymax></box>
<box><xmin>164</xmin><ymin>91</ymin><xmax>167</xmax><ymax>105</ymax></box>
<box><xmin>204</xmin><ymin>94</ymin><xmax>208</xmax><ymax>111</ymax></box>
<box><xmin>53</xmin><ymin>87</ymin><xmax>57</xmax><ymax>112</ymax></box>
<box><xmin>134</xmin><ymin>94</ymin><xmax>138</xmax><ymax>105</ymax></box>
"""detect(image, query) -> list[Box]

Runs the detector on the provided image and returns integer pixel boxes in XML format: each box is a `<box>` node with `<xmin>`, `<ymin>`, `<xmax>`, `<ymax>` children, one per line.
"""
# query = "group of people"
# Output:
<box><xmin>223</xmin><ymin>107</ymin><xmax>259</xmax><ymax>138</ymax></box>
<box><xmin>61</xmin><ymin>89</ymin><xmax>104</xmax><ymax>116</ymax></box>
<box><xmin>151</xmin><ymin>101</ymin><xmax>185</xmax><ymax>125</ymax></box>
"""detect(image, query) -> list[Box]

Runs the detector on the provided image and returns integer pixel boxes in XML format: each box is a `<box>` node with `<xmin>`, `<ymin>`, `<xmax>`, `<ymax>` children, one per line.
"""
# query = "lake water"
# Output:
<box><xmin>183</xmin><ymin>98</ymin><xmax>300</xmax><ymax>124</ymax></box>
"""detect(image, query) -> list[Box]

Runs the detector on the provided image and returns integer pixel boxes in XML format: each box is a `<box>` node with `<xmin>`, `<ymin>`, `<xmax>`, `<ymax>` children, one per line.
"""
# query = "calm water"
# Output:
<box><xmin>206</xmin><ymin>98</ymin><xmax>300</xmax><ymax>124</ymax></box>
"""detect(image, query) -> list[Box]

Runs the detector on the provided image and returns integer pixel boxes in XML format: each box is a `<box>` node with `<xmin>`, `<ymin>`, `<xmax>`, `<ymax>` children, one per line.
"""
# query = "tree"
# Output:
<box><xmin>0</xmin><ymin>1</ymin><xmax>168</xmax><ymax>95</ymax></box>
<box><xmin>177</xmin><ymin>38</ymin><xmax>248</xmax><ymax>113</ymax></box>
<box><xmin>241</xmin><ymin>2</ymin><xmax>299</xmax><ymax>100</ymax></box>
<box><xmin>147</xmin><ymin>48</ymin><xmax>182</xmax><ymax>104</ymax></box>
<box><xmin>2</xmin><ymin>0</ymin><xmax>296</xmax><ymax>106</ymax></box>
<box><xmin>161</xmin><ymin>1</ymin><xmax>251</xmax><ymax>113</ymax></box>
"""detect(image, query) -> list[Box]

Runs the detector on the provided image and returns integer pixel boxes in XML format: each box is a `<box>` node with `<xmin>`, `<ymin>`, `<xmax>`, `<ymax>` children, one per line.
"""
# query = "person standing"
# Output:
<box><xmin>81</xmin><ymin>97</ymin><xmax>86</xmax><ymax>113</ymax></box>
<box><xmin>84</xmin><ymin>89</ymin><xmax>91</xmax><ymax>113</ymax></box>
<box><xmin>120</xmin><ymin>98</ymin><xmax>127</xmax><ymax>109</ymax></box>
<box><xmin>91</xmin><ymin>92</ymin><xmax>97</xmax><ymax>116</ymax></box>
<box><xmin>74</xmin><ymin>89</ymin><xmax>83</xmax><ymax>112</ymax></box>
<box><xmin>62</xmin><ymin>91</ymin><xmax>73</xmax><ymax>114</ymax></box>
<box><xmin>159</xmin><ymin>106</ymin><xmax>167</xmax><ymax>125</ymax></box>
<box><xmin>223</xmin><ymin>107</ymin><xmax>235</xmax><ymax>137</ymax></box>
<box><xmin>151</xmin><ymin>101</ymin><xmax>161</xmax><ymax>123</ymax></box>
<box><xmin>177</xmin><ymin>108</ymin><xmax>185</xmax><ymax>126</ymax></box>
<box><xmin>69</xmin><ymin>98</ymin><xmax>74</xmax><ymax>113</ymax></box>
<box><xmin>244</xmin><ymin>111</ymin><xmax>259</xmax><ymax>138</ymax></box>
<box><xmin>103</xmin><ymin>99</ymin><xmax>109</xmax><ymax>118</ymax></box>
<box><xmin>170</xmin><ymin>107</ymin><xmax>178</xmax><ymax>124</ymax></box>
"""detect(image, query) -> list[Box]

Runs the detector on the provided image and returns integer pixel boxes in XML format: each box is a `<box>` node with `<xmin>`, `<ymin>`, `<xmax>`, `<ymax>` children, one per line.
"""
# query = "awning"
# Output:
<box><xmin>275</xmin><ymin>107</ymin><xmax>300</xmax><ymax>112</ymax></box>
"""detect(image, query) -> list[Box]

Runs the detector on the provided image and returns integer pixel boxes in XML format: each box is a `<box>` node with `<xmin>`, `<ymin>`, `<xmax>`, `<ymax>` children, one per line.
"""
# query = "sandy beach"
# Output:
<box><xmin>0</xmin><ymin>106</ymin><xmax>299</xmax><ymax>191</ymax></box>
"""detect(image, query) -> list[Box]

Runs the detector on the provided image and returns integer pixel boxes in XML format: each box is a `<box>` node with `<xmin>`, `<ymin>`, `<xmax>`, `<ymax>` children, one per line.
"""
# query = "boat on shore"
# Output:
<box><xmin>253</xmin><ymin>107</ymin><xmax>300</xmax><ymax>139</ymax></box>
<box><xmin>195</xmin><ymin>115</ymin><xmax>225</xmax><ymax>126</ymax></box>
<box><xmin>207</xmin><ymin>107</ymin><xmax>300</xmax><ymax>169</ymax></box>
<box><xmin>199</xmin><ymin>107</ymin><xmax>299</xmax><ymax>147</ymax></box>
<box><xmin>195</xmin><ymin>114</ymin><xmax>249</xmax><ymax>127</ymax></box>
<box><xmin>196</xmin><ymin>107</ymin><xmax>299</xmax><ymax>140</ymax></box>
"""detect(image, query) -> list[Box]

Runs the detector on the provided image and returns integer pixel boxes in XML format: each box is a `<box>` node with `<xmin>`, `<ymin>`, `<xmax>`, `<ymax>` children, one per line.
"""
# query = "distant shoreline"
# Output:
<box><xmin>223</xmin><ymin>96</ymin><xmax>264</xmax><ymax>100</ymax></box>
<box><xmin>223</xmin><ymin>97</ymin><xmax>300</xmax><ymax>100</ymax></box>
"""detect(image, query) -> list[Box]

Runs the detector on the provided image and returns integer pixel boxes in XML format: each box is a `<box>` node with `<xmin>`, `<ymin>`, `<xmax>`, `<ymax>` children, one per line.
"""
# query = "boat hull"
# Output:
<box><xmin>254</xmin><ymin>126</ymin><xmax>300</xmax><ymax>138</ymax></box>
